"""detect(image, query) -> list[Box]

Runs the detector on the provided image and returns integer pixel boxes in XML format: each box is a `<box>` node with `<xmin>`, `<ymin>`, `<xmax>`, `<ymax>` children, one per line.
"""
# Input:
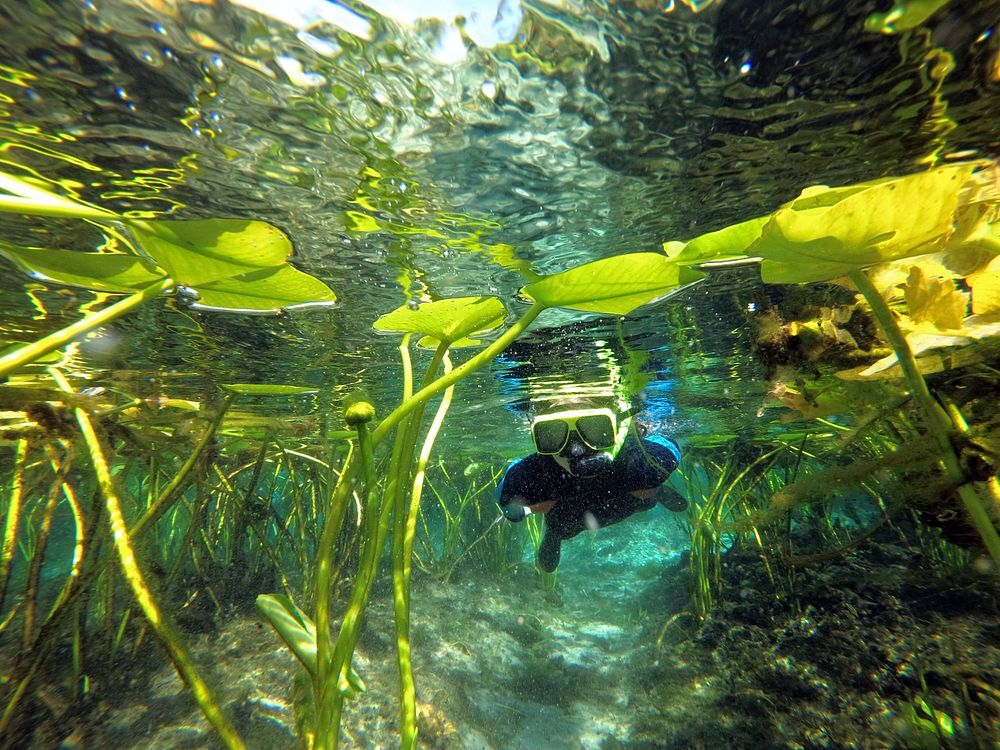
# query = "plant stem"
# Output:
<box><xmin>395</xmin><ymin>352</ymin><xmax>454</xmax><ymax>749</ymax></box>
<box><xmin>49</xmin><ymin>368</ymin><xmax>246</xmax><ymax>750</ymax></box>
<box><xmin>849</xmin><ymin>268</ymin><xmax>1000</xmax><ymax>569</ymax></box>
<box><xmin>0</xmin><ymin>438</ymin><xmax>29</xmax><ymax>617</ymax></box>
<box><xmin>130</xmin><ymin>394</ymin><xmax>233</xmax><ymax>539</ymax></box>
<box><xmin>370</xmin><ymin>302</ymin><xmax>544</xmax><ymax>446</ymax></box>
<box><xmin>0</xmin><ymin>278</ymin><xmax>172</xmax><ymax>380</ymax></box>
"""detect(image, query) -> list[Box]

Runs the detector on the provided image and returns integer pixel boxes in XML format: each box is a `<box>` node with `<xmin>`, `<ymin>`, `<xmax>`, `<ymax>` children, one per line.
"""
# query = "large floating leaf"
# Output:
<box><xmin>520</xmin><ymin>253</ymin><xmax>704</xmax><ymax>314</ymax></box>
<box><xmin>373</xmin><ymin>296</ymin><xmax>506</xmax><ymax>344</ymax></box>
<box><xmin>752</xmin><ymin>165</ymin><xmax>974</xmax><ymax>284</ymax></box>
<box><xmin>132</xmin><ymin>219</ymin><xmax>293</xmax><ymax>286</ymax></box>
<box><xmin>0</xmin><ymin>245</ymin><xmax>166</xmax><ymax>292</ymax></box>
<box><xmin>668</xmin><ymin>216</ymin><xmax>767</xmax><ymax>266</ymax></box>
<box><xmin>184</xmin><ymin>264</ymin><xmax>337</xmax><ymax>312</ymax></box>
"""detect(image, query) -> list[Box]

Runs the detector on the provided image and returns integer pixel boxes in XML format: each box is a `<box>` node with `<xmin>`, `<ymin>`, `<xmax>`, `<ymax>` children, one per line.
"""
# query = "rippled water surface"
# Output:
<box><xmin>2</xmin><ymin>0</ymin><xmax>998</xmax><ymax>455</ymax></box>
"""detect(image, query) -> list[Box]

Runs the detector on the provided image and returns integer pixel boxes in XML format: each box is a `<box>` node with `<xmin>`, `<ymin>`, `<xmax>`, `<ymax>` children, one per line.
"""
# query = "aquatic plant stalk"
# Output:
<box><xmin>394</xmin><ymin>352</ymin><xmax>454</xmax><ymax>749</ymax></box>
<box><xmin>0</xmin><ymin>277</ymin><xmax>172</xmax><ymax>380</ymax></box>
<box><xmin>129</xmin><ymin>393</ymin><xmax>233</xmax><ymax>539</ymax></box>
<box><xmin>21</xmin><ymin>445</ymin><xmax>66</xmax><ymax>647</ymax></box>
<box><xmin>0</xmin><ymin>438</ymin><xmax>29</xmax><ymax>619</ymax></box>
<box><xmin>318</xmin><ymin>412</ymin><xmax>392</xmax><ymax>750</ymax></box>
<box><xmin>48</xmin><ymin>368</ymin><xmax>246</xmax><ymax>750</ymax></box>
<box><xmin>370</xmin><ymin>302</ymin><xmax>544</xmax><ymax>446</ymax></box>
<box><xmin>849</xmin><ymin>269</ymin><xmax>1000</xmax><ymax>569</ymax></box>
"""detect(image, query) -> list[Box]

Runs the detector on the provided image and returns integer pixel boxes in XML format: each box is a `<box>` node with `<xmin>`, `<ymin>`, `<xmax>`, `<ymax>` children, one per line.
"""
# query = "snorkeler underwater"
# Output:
<box><xmin>1</xmin><ymin>0</ymin><xmax>999</xmax><ymax>748</ymax></box>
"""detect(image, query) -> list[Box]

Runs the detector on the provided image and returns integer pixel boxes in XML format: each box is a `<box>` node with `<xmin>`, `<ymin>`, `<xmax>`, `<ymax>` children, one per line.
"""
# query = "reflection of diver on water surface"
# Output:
<box><xmin>495</xmin><ymin>396</ymin><xmax>686</xmax><ymax>572</ymax></box>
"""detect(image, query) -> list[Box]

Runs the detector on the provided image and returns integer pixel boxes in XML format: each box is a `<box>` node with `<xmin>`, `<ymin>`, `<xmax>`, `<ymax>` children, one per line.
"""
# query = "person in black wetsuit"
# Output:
<box><xmin>496</xmin><ymin>398</ymin><xmax>687</xmax><ymax>572</ymax></box>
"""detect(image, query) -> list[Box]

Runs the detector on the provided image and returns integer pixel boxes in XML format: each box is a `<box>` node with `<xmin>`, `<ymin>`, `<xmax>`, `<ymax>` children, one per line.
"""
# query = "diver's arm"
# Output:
<box><xmin>501</xmin><ymin>497</ymin><xmax>554</xmax><ymax>521</ymax></box>
<box><xmin>496</xmin><ymin>458</ymin><xmax>555</xmax><ymax>522</ymax></box>
<box><xmin>629</xmin><ymin>488</ymin><xmax>657</xmax><ymax>500</ymax></box>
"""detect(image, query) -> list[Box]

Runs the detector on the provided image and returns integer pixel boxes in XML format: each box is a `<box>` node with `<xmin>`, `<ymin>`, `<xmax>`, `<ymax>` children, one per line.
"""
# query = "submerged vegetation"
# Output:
<box><xmin>1</xmin><ymin>144</ymin><xmax>1000</xmax><ymax>750</ymax></box>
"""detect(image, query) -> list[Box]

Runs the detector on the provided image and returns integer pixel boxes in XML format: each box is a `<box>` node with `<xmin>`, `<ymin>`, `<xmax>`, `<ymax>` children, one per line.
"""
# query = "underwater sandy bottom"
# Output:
<box><xmin>83</xmin><ymin>510</ymin><xmax>1000</xmax><ymax>750</ymax></box>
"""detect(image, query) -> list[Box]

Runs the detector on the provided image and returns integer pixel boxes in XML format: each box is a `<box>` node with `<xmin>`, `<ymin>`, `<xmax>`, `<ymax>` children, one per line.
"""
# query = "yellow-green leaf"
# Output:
<box><xmin>132</xmin><ymin>219</ymin><xmax>293</xmax><ymax>286</ymax></box>
<box><xmin>185</xmin><ymin>264</ymin><xmax>337</xmax><ymax>312</ymax></box>
<box><xmin>520</xmin><ymin>253</ymin><xmax>705</xmax><ymax>314</ymax></box>
<box><xmin>222</xmin><ymin>384</ymin><xmax>319</xmax><ymax>395</ymax></box>
<box><xmin>373</xmin><ymin>296</ymin><xmax>506</xmax><ymax>344</ymax></box>
<box><xmin>668</xmin><ymin>216</ymin><xmax>766</xmax><ymax>266</ymax></box>
<box><xmin>903</xmin><ymin>265</ymin><xmax>968</xmax><ymax>330</ymax></box>
<box><xmin>255</xmin><ymin>594</ymin><xmax>318</xmax><ymax>677</ymax></box>
<box><xmin>0</xmin><ymin>244</ymin><xmax>167</xmax><ymax>292</ymax></box>
<box><xmin>970</xmin><ymin>255</ymin><xmax>1000</xmax><ymax>315</ymax></box>
<box><xmin>864</xmin><ymin>0</ymin><xmax>951</xmax><ymax>34</ymax></box>
<box><xmin>754</xmin><ymin>165</ymin><xmax>974</xmax><ymax>284</ymax></box>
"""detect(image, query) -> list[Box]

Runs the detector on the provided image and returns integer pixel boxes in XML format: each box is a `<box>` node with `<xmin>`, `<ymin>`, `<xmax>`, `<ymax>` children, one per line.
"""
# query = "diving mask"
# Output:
<box><xmin>530</xmin><ymin>408</ymin><xmax>619</xmax><ymax>455</ymax></box>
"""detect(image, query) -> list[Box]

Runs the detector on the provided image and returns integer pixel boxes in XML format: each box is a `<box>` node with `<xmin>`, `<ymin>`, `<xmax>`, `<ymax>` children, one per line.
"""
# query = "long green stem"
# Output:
<box><xmin>370</xmin><ymin>302</ymin><xmax>544</xmax><ymax>446</ymax></box>
<box><xmin>395</xmin><ymin>353</ymin><xmax>454</xmax><ymax>749</ymax></box>
<box><xmin>0</xmin><ymin>278</ymin><xmax>172</xmax><ymax>380</ymax></box>
<box><xmin>130</xmin><ymin>394</ymin><xmax>232</xmax><ymax>539</ymax></box>
<box><xmin>849</xmin><ymin>269</ymin><xmax>1000</xmax><ymax>569</ymax></box>
<box><xmin>49</xmin><ymin>369</ymin><xmax>245</xmax><ymax>750</ymax></box>
<box><xmin>0</xmin><ymin>438</ymin><xmax>29</xmax><ymax>617</ymax></box>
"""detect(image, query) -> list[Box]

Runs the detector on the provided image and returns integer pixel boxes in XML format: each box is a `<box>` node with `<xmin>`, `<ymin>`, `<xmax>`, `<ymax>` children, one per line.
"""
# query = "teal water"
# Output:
<box><xmin>2</xmin><ymin>1</ymin><xmax>1000</xmax><ymax>748</ymax></box>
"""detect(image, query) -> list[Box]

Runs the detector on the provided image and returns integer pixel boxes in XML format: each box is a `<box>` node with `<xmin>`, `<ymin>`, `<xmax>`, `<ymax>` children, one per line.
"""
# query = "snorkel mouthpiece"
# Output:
<box><xmin>567</xmin><ymin>450</ymin><xmax>613</xmax><ymax>476</ymax></box>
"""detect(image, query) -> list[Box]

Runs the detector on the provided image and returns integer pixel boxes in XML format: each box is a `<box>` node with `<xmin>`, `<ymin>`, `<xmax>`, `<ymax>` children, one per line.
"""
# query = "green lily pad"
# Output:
<box><xmin>0</xmin><ymin>245</ymin><xmax>166</xmax><ymax>292</ymax></box>
<box><xmin>520</xmin><ymin>253</ymin><xmax>705</xmax><ymax>314</ymax></box>
<box><xmin>185</xmin><ymin>264</ymin><xmax>337</xmax><ymax>312</ymax></box>
<box><xmin>222</xmin><ymin>384</ymin><xmax>320</xmax><ymax>395</ymax></box>
<box><xmin>669</xmin><ymin>216</ymin><xmax>767</xmax><ymax>266</ymax></box>
<box><xmin>416</xmin><ymin>335</ymin><xmax>484</xmax><ymax>349</ymax></box>
<box><xmin>752</xmin><ymin>165</ymin><xmax>974</xmax><ymax>284</ymax></box>
<box><xmin>131</xmin><ymin>219</ymin><xmax>294</xmax><ymax>287</ymax></box>
<box><xmin>373</xmin><ymin>296</ymin><xmax>507</xmax><ymax>344</ymax></box>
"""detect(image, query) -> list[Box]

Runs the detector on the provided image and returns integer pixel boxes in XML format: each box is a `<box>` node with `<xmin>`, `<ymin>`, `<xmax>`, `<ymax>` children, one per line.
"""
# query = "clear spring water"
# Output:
<box><xmin>1</xmin><ymin>1</ymin><xmax>999</xmax><ymax>748</ymax></box>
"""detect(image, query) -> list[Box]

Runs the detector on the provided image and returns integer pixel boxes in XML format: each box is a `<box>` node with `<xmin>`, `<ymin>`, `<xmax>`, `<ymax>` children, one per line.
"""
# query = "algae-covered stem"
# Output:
<box><xmin>43</xmin><ymin>369</ymin><xmax>247</xmax><ymax>750</ymax></box>
<box><xmin>849</xmin><ymin>269</ymin><xmax>1000</xmax><ymax>570</ymax></box>
<box><xmin>0</xmin><ymin>438</ymin><xmax>29</xmax><ymax>621</ymax></box>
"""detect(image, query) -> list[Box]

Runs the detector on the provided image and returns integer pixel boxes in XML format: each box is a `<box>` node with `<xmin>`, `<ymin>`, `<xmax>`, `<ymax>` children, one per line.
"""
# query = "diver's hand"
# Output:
<box><xmin>500</xmin><ymin>503</ymin><xmax>528</xmax><ymax>522</ymax></box>
<box><xmin>657</xmin><ymin>485</ymin><xmax>688</xmax><ymax>512</ymax></box>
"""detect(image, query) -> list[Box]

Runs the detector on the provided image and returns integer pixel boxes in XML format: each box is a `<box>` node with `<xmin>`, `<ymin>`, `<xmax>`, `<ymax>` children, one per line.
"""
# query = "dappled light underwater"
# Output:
<box><xmin>1</xmin><ymin>0</ymin><xmax>1000</xmax><ymax>748</ymax></box>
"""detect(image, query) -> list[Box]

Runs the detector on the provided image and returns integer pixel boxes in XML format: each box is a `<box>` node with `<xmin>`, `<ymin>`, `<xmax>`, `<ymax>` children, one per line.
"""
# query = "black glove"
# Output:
<box><xmin>657</xmin><ymin>485</ymin><xmax>688</xmax><ymax>512</ymax></box>
<box><xmin>500</xmin><ymin>503</ymin><xmax>528</xmax><ymax>522</ymax></box>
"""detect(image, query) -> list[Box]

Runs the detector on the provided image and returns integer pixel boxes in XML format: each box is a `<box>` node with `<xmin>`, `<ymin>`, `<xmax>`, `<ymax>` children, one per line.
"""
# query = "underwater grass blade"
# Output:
<box><xmin>48</xmin><ymin>369</ymin><xmax>246</xmax><ymax>750</ymax></box>
<box><xmin>130</xmin><ymin>394</ymin><xmax>232</xmax><ymax>539</ymax></box>
<box><xmin>317</xmin><ymin>401</ymin><xmax>385</xmax><ymax>750</ymax></box>
<box><xmin>21</xmin><ymin>445</ymin><xmax>66</xmax><ymax>647</ymax></box>
<box><xmin>0</xmin><ymin>278</ymin><xmax>172</xmax><ymax>379</ymax></box>
<box><xmin>849</xmin><ymin>269</ymin><xmax>1000</xmax><ymax>569</ymax></box>
<box><xmin>0</xmin><ymin>438</ymin><xmax>29</xmax><ymax>618</ymax></box>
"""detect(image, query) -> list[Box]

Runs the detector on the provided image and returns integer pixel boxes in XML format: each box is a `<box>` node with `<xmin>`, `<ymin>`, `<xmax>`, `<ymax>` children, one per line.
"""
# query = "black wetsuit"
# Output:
<box><xmin>496</xmin><ymin>435</ymin><xmax>681</xmax><ymax>570</ymax></box>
